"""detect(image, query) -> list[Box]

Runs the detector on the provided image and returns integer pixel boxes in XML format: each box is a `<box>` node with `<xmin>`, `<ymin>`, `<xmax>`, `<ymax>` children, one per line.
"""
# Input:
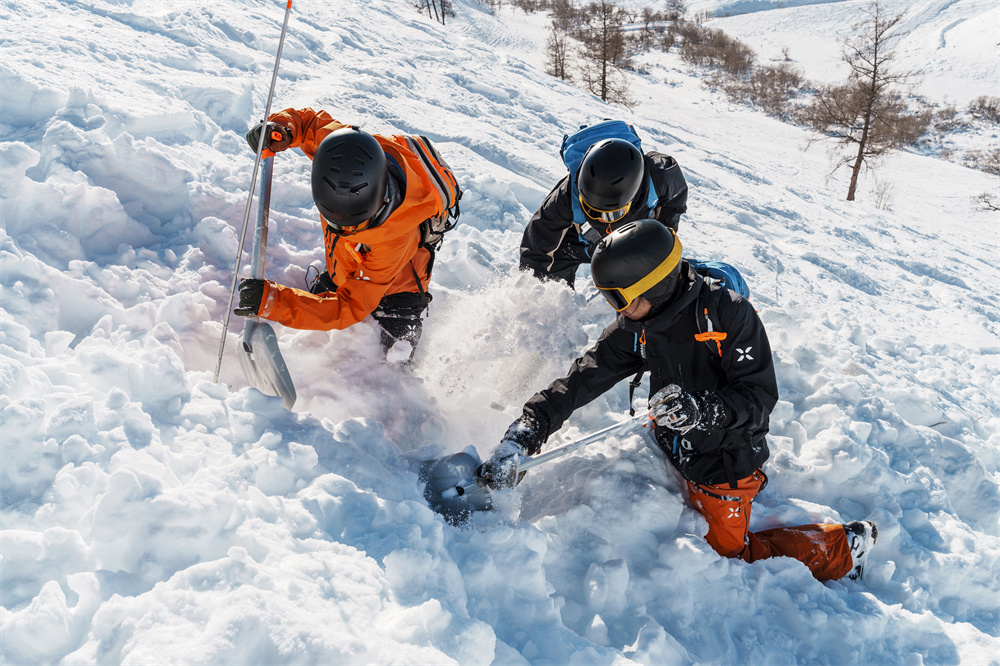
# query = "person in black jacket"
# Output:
<box><xmin>519</xmin><ymin>137</ymin><xmax>688</xmax><ymax>288</ymax></box>
<box><xmin>486</xmin><ymin>220</ymin><xmax>878</xmax><ymax>582</ymax></box>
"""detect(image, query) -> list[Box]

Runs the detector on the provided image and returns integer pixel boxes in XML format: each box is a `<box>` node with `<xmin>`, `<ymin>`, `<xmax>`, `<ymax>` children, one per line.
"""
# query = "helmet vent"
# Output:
<box><xmin>350</xmin><ymin>182</ymin><xmax>369</xmax><ymax>194</ymax></box>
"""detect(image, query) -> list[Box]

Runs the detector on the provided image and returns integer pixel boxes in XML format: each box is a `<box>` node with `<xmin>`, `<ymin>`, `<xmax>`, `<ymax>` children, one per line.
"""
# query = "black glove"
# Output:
<box><xmin>245</xmin><ymin>121</ymin><xmax>293</xmax><ymax>154</ymax></box>
<box><xmin>649</xmin><ymin>385</ymin><xmax>727</xmax><ymax>434</ymax></box>
<box><xmin>234</xmin><ymin>278</ymin><xmax>267</xmax><ymax>317</ymax></box>
<box><xmin>478</xmin><ymin>414</ymin><xmax>545</xmax><ymax>490</ymax></box>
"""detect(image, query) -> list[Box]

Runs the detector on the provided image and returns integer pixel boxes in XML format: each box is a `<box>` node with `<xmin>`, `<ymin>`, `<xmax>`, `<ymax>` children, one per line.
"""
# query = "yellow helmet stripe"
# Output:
<box><xmin>597</xmin><ymin>231</ymin><xmax>683</xmax><ymax>309</ymax></box>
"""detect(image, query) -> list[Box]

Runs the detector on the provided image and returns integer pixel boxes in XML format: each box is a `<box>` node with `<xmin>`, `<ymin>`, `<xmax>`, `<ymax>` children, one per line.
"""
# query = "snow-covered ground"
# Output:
<box><xmin>1</xmin><ymin>0</ymin><xmax>997</xmax><ymax>663</ymax></box>
<box><xmin>684</xmin><ymin>0</ymin><xmax>1000</xmax><ymax>171</ymax></box>
<box><xmin>699</xmin><ymin>0</ymin><xmax>1000</xmax><ymax>105</ymax></box>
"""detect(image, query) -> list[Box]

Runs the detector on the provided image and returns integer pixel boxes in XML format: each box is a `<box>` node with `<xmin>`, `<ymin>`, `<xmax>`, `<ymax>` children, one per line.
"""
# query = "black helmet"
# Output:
<box><xmin>578</xmin><ymin>138</ymin><xmax>644</xmax><ymax>222</ymax></box>
<box><xmin>311</xmin><ymin>128</ymin><xmax>389</xmax><ymax>231</ymax></box>
<box><xmin>591</xmin><ymin>219</ymin><xmax>683</xmax><ymax>311</ymax></box>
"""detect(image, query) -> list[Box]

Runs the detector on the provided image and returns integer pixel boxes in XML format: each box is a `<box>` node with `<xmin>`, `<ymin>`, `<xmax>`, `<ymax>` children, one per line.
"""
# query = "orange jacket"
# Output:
<box><xmin>255</xmin><ymin>108</ymin><xmax>444</xmax><ymax>330</ymax></box>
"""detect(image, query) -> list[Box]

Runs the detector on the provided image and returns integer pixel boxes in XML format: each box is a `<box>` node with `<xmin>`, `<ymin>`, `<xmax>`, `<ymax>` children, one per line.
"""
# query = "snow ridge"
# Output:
<box><xmin>1</xmin><ymin>0</ymin><xmax>997</xmax><ymax>664</ymax></box>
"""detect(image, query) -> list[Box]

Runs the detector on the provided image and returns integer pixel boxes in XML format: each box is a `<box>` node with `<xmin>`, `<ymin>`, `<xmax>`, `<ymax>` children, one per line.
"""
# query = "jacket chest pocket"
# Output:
<box><xmin>646</xmin><ymin>344</ymin><xmax>682</xmax><ymax>388</ymax></box>
<box><xmin>335</xmin><ymin>242</ymin><xmax>372</xmax><ymax>279</ymax></box>
<box><xmin>647</xmin><ymin>339</ymin><xmax>719</xmax><ymax>393</ymax></box>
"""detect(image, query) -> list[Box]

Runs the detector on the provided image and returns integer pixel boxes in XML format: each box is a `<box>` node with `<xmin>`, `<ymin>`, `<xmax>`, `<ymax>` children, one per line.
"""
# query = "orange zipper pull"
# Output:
<box><xmin>694</xmin><ymin>308</ymin><xmax>726</xmax><ymax>356</ymax></box>
<box><xmin>346</xmin><ymin>243</ymin><xmax>365</xmax><ymax>264</ymax></box>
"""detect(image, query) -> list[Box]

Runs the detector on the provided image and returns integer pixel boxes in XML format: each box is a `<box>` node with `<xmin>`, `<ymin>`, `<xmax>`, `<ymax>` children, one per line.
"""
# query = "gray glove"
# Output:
<box><xmin>478</xmin><ymin>440</ymin><xmax>523</xmax><ymax>490</ymax></box>
<box><xmin>478</xmin><ymin>415</ymin><xmax>545</xmax><ymax>489</ymax></box>
<box><xmin>649</xmin><ymin>384</ymin><xmax>727</xmax><ymax>434</ymax></box>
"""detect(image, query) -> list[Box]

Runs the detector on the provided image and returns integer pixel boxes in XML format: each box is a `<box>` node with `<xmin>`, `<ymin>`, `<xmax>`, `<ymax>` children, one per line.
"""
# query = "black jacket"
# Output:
<box><xmin>519</xmin><ymin>152</ymin><xmax>688</xmax><ymax>284</ymax></box>
<box><xmin>522</xmin><ymin>264</ymin><xmax>778</xmax><ymax>487</ymax></box>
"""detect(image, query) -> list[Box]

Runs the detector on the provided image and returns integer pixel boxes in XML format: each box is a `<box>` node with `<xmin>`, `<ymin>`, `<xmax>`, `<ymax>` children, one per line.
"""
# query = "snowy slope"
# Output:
<box><xmin>1</xmin><ymin>0</ymin><xmax>998</xmax><ymax>664</ymax></box>
<box><xmin>693</xmin><ymin>0</ymin><xmax>1000</xmax><ymax>106</ymax></box>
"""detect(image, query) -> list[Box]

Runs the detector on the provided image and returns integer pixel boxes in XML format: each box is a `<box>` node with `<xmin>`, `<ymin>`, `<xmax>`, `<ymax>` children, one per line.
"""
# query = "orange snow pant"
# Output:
<box><xmin>686</xmin><ymin>471</ymin><xmax>853</xmax><ymax>581</ymax></box>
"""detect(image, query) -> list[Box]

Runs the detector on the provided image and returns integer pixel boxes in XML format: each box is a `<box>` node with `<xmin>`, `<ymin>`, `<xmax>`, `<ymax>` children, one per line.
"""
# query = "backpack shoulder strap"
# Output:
<box><xmin>627</xmin><ymin>327</ymin><xmax>648</xmax><ymax>416</ymax></box>
<box><xmin>693</xmin><ymin>285</ymin><xmax>728</xmax><ymax>358</ymax></box>
<box><xmin>628</xmin><ymin>369</ymin><xmax>644</xmax><ymax>417</ymax></box>
<box><xmin>401</xmin><ymin>135</ymin><xmax>462</xmax><ymax>250</ymax></box>
<box><xmin>643</xmin><ymin>173</ymin><xmax>659</xmax><ymax>212</ymax></box>
<box><xmin>401</xmin><ymin>135</ymin><xmax>461</xmax><ymax>213</ymax></box>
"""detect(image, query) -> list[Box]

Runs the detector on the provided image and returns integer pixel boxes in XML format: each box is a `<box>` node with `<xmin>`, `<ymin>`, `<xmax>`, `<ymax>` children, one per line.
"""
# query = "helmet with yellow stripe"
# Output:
<box><xmin>591</xmin><ymin>219</ymin><xmax>683</xmax><ymax>311</ymax></box>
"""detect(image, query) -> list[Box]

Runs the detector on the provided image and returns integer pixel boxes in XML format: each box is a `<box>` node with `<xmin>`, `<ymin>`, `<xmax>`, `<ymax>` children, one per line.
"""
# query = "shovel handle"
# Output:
<box><xmin>461</xmin><ymin>415</ymin><xmax>649</xmax><ymax>494</ymax></box>
<box><xmin>517</xmin><ymin>415</ymin><xmax>647</xmax><ymax>472</ymax></box>
<box><xmin>250</xmin><ymin>156</ymin><xmax>274</xmax><ymax>280</ymax></box>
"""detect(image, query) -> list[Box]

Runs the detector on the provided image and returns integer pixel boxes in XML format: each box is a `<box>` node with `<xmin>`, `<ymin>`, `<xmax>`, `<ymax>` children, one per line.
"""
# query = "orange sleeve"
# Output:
<box><xmin>256</xmin><ymin>282</ymin><xmax>370</xmax><ymax>332</ymax></box>
<box><xmin>268</xmin><ymin>108</ymin><xmax>349</xmax><ymax>160</ymax></box>
<box><xmin>258</xmin><ymin>228</ymin><xmax>421</xmax><ymax>330</ymax></box>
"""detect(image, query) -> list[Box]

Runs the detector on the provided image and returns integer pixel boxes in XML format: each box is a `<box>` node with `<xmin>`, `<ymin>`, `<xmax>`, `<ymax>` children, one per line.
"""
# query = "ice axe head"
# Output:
<box><xmin>419</xmin><ymin>448</ymin><xmax>492</xmax><ymax>526</ymax></box>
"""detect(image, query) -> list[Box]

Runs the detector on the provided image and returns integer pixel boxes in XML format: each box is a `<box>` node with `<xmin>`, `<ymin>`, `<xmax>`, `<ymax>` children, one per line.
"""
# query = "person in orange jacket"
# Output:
<box><xmin>233</xmin><ymin>108</ymin><xmax>459</xmax><ymax>361</ymax></box>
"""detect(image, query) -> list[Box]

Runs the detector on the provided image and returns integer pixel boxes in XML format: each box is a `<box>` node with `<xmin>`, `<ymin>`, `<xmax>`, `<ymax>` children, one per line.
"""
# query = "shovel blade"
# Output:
<box><xmin>420</xmin><ymin>449</ymin><xmax>493</xmax><ymax>526</ymax></box>
<box><xmin>238</xmin><ymin>319</ymin><xmax>296</xmax><ymax>409</ymax></box>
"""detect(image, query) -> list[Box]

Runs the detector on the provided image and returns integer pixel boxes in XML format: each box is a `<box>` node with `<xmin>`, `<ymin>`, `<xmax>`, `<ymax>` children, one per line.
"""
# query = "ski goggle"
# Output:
<box><xmin>580</xmin><ymin>194</ymin><xmax>632</xmax><ymax>223</ymax></box>
<box><xmin>596</xmin><ymin>234</ymin><xmax>683</xmax><ymax>311</ymax></box>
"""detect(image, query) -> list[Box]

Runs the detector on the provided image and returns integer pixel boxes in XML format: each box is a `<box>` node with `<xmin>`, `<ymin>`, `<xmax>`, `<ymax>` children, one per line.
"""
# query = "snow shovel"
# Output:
<box><xmin>236</xmin><ymin>156</ymin><xmax>296</xmax><ymax>409</ymax></box>
<box><xmin>419</xmin><ymin>447</ymin><xmax>493</xmax><ymax>526</ymax></box>
<box><xmin>421</xmin><ymin>415</ymin><xmax>647</xmax><ymax>525</ymax></box>
<box><xmin>213</xmin><ymin>0</ymin><xmax>292</xmax><ymax>388</ymax></box>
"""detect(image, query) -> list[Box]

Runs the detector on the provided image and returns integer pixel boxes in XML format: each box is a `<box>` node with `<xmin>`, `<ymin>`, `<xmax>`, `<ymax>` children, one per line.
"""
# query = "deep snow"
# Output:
<box><xmin>1</xmin><ymin>0</ymin><xmax>998</xmax><ymax>664</ymax></box>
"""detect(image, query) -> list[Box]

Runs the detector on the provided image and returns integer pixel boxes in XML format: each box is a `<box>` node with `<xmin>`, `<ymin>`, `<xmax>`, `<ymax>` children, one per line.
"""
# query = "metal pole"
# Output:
<box><xmin>445</xmin><ymin>416</ymin><xmax>649</xmax><ymax>497</ymax></box>
<box><xmin>517</xmin><ymin>415</ymin><xmax>646</xmax><ymax>472</ymax></box>
<box><xmin>214</xmin><ymin>0</ymin><xmax>293</xmax><ymax>383</ymax></box>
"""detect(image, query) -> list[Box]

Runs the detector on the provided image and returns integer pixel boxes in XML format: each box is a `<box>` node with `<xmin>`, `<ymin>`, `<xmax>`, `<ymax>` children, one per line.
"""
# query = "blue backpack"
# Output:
<box><xmin>688</xmin><ymin>259</ymin><xmax>750</xmax><ymax>299</ymax></box>
<box><xmin>560</xmin><ymin>120</ymin><xmax>660</xmax><ymax>239</ymax></box>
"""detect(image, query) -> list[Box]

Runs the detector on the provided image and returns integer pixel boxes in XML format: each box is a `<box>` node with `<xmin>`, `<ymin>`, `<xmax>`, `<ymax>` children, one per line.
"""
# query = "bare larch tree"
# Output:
<box><xmin>803</xmin><ymin>0</ymin><xmax>925</xmax><ymax>201</ymax></box>
<box><xmin>546</xmin><ymin>13</ymin><xmax>575</xmax><ymax>82</ymax></box>
<box><xmin>578</xmin><ymin>0</ymin><xmax>635</xmax><ymax>108</ymax></box>
<box><xmin>416</xmin><ymin>0</ymin><xmax>453</xmax><ymax>25</ymax></box>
